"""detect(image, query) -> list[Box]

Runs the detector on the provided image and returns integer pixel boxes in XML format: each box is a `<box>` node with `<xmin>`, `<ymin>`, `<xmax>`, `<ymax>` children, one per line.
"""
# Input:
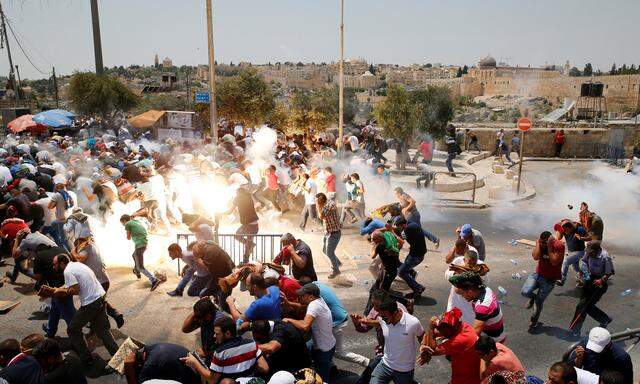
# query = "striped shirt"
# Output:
<box><xmin>210</xmin><ymin>337</ymin><xmax>261</xmax><ymax>379</ymax></box>
<box><xmin>472</xmin><ymin>287</ymin><xmax>505</xmax><ymax>342</ymax></box>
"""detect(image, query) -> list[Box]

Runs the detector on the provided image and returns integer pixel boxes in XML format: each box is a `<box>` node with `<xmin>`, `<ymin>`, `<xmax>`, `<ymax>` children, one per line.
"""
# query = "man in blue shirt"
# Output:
<box><xmin>360</xmin><ymin>217</ymin><xmax>386</xmax><ymax>239</ymax></box>
<box><xmin>226</xmin><ymin>273</ymin><xmax>281</xmax><ymax>331</ymax></box>
<box><xmin>557</xmin><ymin>220</ymin><xmax>591</xmax><ymax>286</ymax></box>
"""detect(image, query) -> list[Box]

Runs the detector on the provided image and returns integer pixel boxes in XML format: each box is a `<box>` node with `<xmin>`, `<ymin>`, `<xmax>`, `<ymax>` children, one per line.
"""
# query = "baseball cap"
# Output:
<box><xmin>295</xmin><ymin>283</ymin><xmax>320</xmax><ymax>297</ymax></box>
<box><xmin>267</xmin><ymin>370</ymin><xmax>296</xmax><ymax>384</ymax></box>
<box><xmin>586</xmin><ymin>327</ymin><xmax>611</xmax><ymax>353</ymax></box>
<box><xmin>460</xmin><ymin>224</ymin><xmax>472</xmax><ymax>237</ymax></box>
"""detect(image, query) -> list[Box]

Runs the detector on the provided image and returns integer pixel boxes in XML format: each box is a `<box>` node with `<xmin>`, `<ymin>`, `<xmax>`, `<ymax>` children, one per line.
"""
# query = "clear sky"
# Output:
<box><xmin>1</xmin><ymin>0</ymin><xmax>639</xmax><ymax>79</ymax></box>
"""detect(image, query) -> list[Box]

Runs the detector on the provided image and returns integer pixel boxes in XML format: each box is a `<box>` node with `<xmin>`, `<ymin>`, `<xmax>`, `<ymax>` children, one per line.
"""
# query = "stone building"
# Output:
<box><xmin>162</xmin><ymin>57</ymin><xmax>173</xmax><ymax>68</ymax></box>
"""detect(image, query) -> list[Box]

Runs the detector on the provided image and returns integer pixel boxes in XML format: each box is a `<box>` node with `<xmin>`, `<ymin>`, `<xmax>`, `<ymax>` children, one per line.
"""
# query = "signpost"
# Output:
<box><xmin>516</xmin><ymin>117</ymin><xmax>532</xmax><ymax>194</ymax></box>
<box><xmin>195</xmin><ymin>92</ymin><xmax>210</xmax><ymax>104</ymax></box>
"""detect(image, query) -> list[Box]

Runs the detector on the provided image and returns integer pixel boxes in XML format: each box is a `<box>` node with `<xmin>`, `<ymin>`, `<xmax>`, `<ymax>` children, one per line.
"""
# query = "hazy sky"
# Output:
<box><xmin>1</xmin><ymin>0</ymin><xmax>639</xmax><ymax>79</ymax></box>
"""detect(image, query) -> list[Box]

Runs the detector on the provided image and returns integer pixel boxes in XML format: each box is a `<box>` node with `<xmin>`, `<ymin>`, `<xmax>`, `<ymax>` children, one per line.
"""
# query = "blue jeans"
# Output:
<box><xmin>521</xmin><ymin>273</ymin><xmax>556</xmax><ymax>322</ymax></box>
<box><xmin>174</xmin><ymin>265</ymin><xmax>195</xmax><ymax>294</ymax></box>
<box><xmin>311</xmin><ymin>346</ymin><xmax>335</xmax><ymax>382</ymax></box>
<box><xmin>323</xmin><ymin>231</ymin><xmax>342</xmax><ymax>273</ymax></box>
<box><xmin>398</xmin><ymin>252</ymin><xmax>425</xmax><ymax>293</ymax></box>
<box><xmin>9</xmin><ymin>255</ymin><xmax>34</xmax><ymax>282</ymax></box>
<box><xmin>187</xmin><ymin>274</ymin><xmax>212</xmax><ymax>297</ymax></box>
<box><xmin>51</xmin><ymin>220</ymin><xmax>69</xmax><ymax>251</ymax></box>
<box><xmin>40</xmin><ymin>225</ymin><xmax>56</xmax><ymax>240</ymax></box>
<box><xmin>132</xmin><ymin>247</ymin><xmax>156</xmax><ymax>284</ymax></box>
<box><xmin>46</xmin><ymin>297</ymin><xmax>76</xmax><ymax>337</ymax></box>
<box><xmin>422</xmin><ymin>228</ymin><xmax>438</xmax><ymax>243</ymax></box>
<box><xmin>561</xmin><ymin>251</ymin><xmax>583</xmax><ymax>282</ymax></box>
<box><xmin>445</xmin><ymin>153</ymin><xmax>456</xmax><ymax>173</ymax></box>
<box><xmin>370</xmin><ymin>360</ymin><xmax>414</xmax><ymax>384</ymax></box>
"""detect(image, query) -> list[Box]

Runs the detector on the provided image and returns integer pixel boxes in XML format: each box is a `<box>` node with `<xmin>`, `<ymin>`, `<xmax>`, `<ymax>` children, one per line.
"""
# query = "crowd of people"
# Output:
<box><xmin>0</xmin><ymin>120</ymin><xmax>633</xmax><ymax>384</ymax></box>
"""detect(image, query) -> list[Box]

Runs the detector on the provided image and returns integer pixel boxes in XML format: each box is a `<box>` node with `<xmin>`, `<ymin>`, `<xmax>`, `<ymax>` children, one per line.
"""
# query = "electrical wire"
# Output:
<box><xmin>5</xmin><ymin>17</ymin><xmax>51</xmax><ymax>75</ymax></box>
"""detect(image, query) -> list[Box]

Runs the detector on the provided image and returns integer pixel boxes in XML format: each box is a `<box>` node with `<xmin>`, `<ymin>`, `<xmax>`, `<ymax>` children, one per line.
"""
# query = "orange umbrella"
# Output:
<box><xmin>7</xmin><ymin>114</ymin><xmax>47</xmax><ymax>134</ymax></box>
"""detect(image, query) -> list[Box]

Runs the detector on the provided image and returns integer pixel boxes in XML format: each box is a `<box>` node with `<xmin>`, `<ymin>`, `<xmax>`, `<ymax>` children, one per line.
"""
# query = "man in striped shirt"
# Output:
<box><xmin>182</xmin><ymin>316</ymin><xmax>269</xmax><ymax>383</ymax></box>
<box><xmin>449</xmin><ymin>272</ymin><xmax>505</xmax><ymax>343</ymax></box>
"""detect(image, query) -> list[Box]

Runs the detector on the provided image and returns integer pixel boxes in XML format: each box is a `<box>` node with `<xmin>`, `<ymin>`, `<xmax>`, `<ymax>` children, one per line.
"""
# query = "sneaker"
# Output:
<box><xmin>414</xmin><ymin>286</ymin><xmax>426</xmax><ymax>299</ymax></box>
<box><xmin>327</xmin><ymin>270</ymin><xmax>341</xmax><ymax>279</ymax></box>
<box><xmin>528</xmin><ymin>318</ymin><xmax>539</xmax><ymax>331</ymax></box>
<box><xmin>555</xmin><ymin>280</ymin><xmax>565</xmax><ymax>287</ymax></box>
<box><xmin>115</xmin><ymin>314</ymin><xmax>125</xmax><ymax>329</ymax></box>
<box><xmin>526</xmin><ymin>298</ymin><xmax>535</xmax><ymax>309</ymax></box>
<box><xmin>132</xmin><ymin>269</ymin><xmax>141</xmax><ymax>279</ymax></box>
<box><xmin>599</xmin><ymin>318</ymin><xmax>612</xmax><ymax>329</ymax></box>
<box><xmin>150</xmin><ymin>279</ymin><xmax>162</xmax><ymax>291</ymax></box>
<box><xmin>166</xmin><ymin>290</ymin><xmax>183</xmax><ymax>297</ymax></box>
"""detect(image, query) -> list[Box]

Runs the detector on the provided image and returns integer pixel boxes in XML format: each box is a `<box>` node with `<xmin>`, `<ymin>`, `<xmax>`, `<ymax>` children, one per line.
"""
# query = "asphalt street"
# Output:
<box><xmin>1</xmin><ymin>161</ymin><xmax>638</xmax><ymax>383</ymax></box>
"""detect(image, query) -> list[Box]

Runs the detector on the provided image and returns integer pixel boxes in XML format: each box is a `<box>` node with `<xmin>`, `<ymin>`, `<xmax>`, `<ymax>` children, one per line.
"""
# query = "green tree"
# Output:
<box><xmin>456</xmin><ymin>67</ymin><xmax>463</xmax><ymax>77</ymax></box>
<box><xmin>583</xmin><ymin>63</ymin><xmax>593</xmax><ymax>76</ymax></box>
<box><xmin>368</xmin><ymin>64</ymin><xmax>376</xmax><ymax>75</ymax></box>
<box><xmin>462</xmin><ymin>65</ymin><xmax>469</xmax><ymax>74</ymax></box>
<box><xmin>216</xmin><ymin>68</ymin><xmax>275</xmax><ymax>127</ymax></box>
<box><xmin>610</xmin><ymin>63</ymin><xmax>617</xmax><ymax>75</ymax></box>
<box><xmin>569</xmin><ymin>67</ymin><xmax>582</xmax><ymax>77</ymax></box>
<box><xmin>135</xmin><ymin>94</ymin><xmax>188</xmax><ymax>114</ymax></box>
<box><xmin>67</xmin><ymin>72</ymin><xmax>139</xmax><ymax>116</ymax></box>
<box><xmin>374</xmin><ymin>85</ymin><xmax>453</xmax><ymax>169</ymax></box>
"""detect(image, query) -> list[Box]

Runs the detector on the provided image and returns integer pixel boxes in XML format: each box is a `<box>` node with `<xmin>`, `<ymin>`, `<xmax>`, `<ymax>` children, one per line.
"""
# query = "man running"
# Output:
<box><xmin>120</xmin><ymin>214</ymin><xmax>161</xmax><ymax>291</ymax></box>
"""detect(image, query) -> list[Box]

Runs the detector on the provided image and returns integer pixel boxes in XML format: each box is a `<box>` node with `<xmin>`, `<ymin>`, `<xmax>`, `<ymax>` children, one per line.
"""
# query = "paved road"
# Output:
<box><xmin>1</xmin><ymin>161</ymin><xmax>638</xmax><ymax>383</ymax></box>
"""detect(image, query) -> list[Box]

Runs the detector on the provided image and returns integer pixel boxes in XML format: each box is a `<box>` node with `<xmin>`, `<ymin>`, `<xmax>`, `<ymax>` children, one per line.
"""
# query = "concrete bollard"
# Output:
<box><xmin>505</xmin><ymin>169</ymin><xmax>514</xmax><ymax>179</ymax></box>
<box><xmin>494</xmin><ymin>165</ymin><xmax>504</xmax><ymax>174</ymax></box>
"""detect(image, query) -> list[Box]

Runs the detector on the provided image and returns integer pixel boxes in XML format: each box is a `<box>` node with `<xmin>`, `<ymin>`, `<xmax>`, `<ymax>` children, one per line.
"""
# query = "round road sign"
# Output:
<box><xmin>517</xmin><ymin>117</ymin><xmax>532</xmax><ymax>132</ymax></box>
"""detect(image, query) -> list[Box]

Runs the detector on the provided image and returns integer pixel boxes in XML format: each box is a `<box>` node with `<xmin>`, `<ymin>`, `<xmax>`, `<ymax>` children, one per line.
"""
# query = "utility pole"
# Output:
<box><xmin>14</xmin><ymin>64</ymin><xmax>22</xmax><ymax>102</ymax></box>
<box><xmin>0</xmin><ymin>1</ymin><xmax>18</xmax><ymax>106</ymax></box>
<box><xmin>205</xmin><ymin>0</ymin><xmax>218</xmax><ymax>143</ymax></box>
<box><xmin>52</xmin><ymin>67</ymin><xmax>59</xmax><ymax>108</ymax></box>
<box><xmin>90</xmin><ymin>0</ymin><xmax>104</xmax><ymax>75</ymax></box>
<box><xmin>338</xmin><ymin>0</ymin><xmax>344</xmax><ymax>152</ymax></box>
<box><xmin>185</xmin><ymin>69</ymin><xmax>191</xmax><ymax>110</ymax></box>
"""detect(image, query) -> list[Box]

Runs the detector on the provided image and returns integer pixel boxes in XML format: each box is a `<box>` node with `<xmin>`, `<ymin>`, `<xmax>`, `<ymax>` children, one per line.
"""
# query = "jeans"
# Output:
<box><xmin>311</xmin><ymin>346</ymin><xmax>335</xmax><ymax>383</ymax></box>
<box><xmin>9</xmin><ymin>255</ymin><xmax>34</xmax><ymax>282</ymax></box>
<box><xmin>341</xmin><ymin>201</ymin><xmax>365</xmax><ymax>223</ymax></box>
<box><xmin>445</xmin><ymin>153</ymin><xmax>456</xmax><ymax>173</ymax></box>
<box><xmin>520</xmin><ymin>273</ymin><xmax>556</xmax><ymax>323</ymax></box>
<box><xmin>415</xmin><ymin>173</ymin><xmax>433</xmax><ymax>189</ymax></box>
<box><xmin>67</xmin><ymin>297</ymin><xmax>118</xmax><ymax>364</ymax></box>
<box><xmin>323</xmin><ymin>231</ymin><xmax>342</xmax><ymax>273</ymax></box>
<box><xmin>370</xmin><ymin>360</ymin><xmax>415</xmax><ymax>384</ymax></box>
<box><xmin>187</xmin><ymin>274</ymin><xmax>213</xmax><ymax>297</ymax></box>
<box><xmin>236</xmin><ymin>222</ymin><xmax>259</xmax><ymax>263</ymax></box>
<box><xmin>46</xmin><ymin>297</ymin><xmax>76</xmax><ymax>337</ymax></box>
<box><xmin>100</xmin><ymin>281</ymin><xmax>121</xmax><ymax>320</ymax></box>
<box><xmin>51</xmin><ymin>220</ymin><xmax>70</xmax><ymax>251</ymax></box>
<box><xmin>299</xmin><ymin>204</ymin><xmax>318</xmax><ymax>229</ymax></box>
<box><xmin>132</xmin><ymin>246</ymin><xmax>156</xmax><ymax>284</ymax></box>
<box><xmin>398</xmin><ymin>252</ymin><xmax>425</xmax><ymax>294</ymax></box>
<box><xmin>422</xmin><ymin>228</ymin><xmax>438</xmax><ymax>243</ymax></box>
<box><xmin>175</xmin><ymin>265</ymin><xmax>195</xmax><ymax>294</ymax></box>
<box><xmin>366</xmin><ymin>266</ymin><xmax>399</xmax><ymax>314</ymax></box>
<box><xmin>503</xmin><ymin>150</ymin><xmax>516</xmax><ymax>166</ymax></box>
<box><xmin>561</xmin><ymin>251</ymin><xmax>584</xmax><ymax>282</ymax></box>
<box><xmin>572</xmin><ymin>280</ymin><xmax>611</xmax><ymax>333</ymax></box>
<box><xmin>469</xmin><ymin>140</ymin><xmax>481</xmax><ymax>152</ymax></box>
<box><xmin>333</xmin><ymin>321</ymin><xmax>370</xmax><ymax>367</ymax></box>
<box><xmin>356</xmin><ymin>355</ymin><xmax>382</xmax><ymax>384</ymax></box>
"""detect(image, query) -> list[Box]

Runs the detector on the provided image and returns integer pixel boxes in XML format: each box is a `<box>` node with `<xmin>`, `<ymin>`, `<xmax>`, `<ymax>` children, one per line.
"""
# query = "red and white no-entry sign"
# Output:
<box><xmin>517</xmin><ymin>117</ymin><xmax>532</xmax><ymax>132</ymax></box>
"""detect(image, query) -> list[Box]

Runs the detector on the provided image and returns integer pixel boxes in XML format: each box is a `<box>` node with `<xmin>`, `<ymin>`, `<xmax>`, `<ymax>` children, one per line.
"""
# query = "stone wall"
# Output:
<box><xmin>443</xmin><ymin>125</ymin><xmax>639</xmax><ymax>158</ymax></box>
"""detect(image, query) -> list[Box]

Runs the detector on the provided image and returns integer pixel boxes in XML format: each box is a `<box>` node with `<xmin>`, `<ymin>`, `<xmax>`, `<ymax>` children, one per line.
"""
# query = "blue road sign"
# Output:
<box><xmin>195</xmin><ymin>92</ymin><xmax>210</xmax><ymax>104</ymax></box>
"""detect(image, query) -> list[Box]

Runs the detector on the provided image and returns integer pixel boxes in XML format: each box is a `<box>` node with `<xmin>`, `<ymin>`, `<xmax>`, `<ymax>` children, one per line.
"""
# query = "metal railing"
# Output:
<box><xmin>571</xmin><ymin>142</ymin><xmax>626</xmax><ymax>166</ymax></box>
<box><xmin>176</xmin><ymin>232</ymin><xmax>283</xmax><ymax>271</ymax></box>
<box><xmin>563</xmin><ymin>328</ymin><xmax>640</xmax><ymax>362</ymax></box>
<box><xmin>432</xmin><ymin>171</ymin><xmax>478</xmax><ymax>204</ymax></box>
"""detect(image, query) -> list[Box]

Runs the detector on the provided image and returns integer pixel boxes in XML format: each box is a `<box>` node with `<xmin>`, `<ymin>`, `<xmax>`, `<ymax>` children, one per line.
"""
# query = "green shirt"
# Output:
<box><xmin>125</xmin><ymin>220</ymin><xmax>147</xmax><ymax>249</ymax></box>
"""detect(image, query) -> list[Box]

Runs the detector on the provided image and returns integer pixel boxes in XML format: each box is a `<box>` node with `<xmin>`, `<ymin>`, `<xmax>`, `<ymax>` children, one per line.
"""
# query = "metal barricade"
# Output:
<box><xmin>176</xmin><ymin>232</ymin><xmax>283</xmax><ymax>272</ymax></box>
<box><xmin>432</xmin><ymin>171</ymin><xmax>478</xmax><ymax>204</ymax></box>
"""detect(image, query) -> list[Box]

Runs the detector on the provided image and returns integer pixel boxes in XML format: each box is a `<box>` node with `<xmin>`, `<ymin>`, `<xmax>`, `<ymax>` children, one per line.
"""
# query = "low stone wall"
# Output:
<box><xmin>439</xmin><ymin>124</ymin><xmax>639</xmax><ymax>158</ymax></box>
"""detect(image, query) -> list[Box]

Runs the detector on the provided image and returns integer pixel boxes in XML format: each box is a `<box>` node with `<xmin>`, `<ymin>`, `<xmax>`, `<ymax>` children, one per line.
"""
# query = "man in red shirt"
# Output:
<box><xmin>555</xmin><ymin>130</ymin><xmax>566</xmax><ymax>157</ymax></box>
<box><xmin>262</xmin><ymin>165</ymin><xmax>282</xmax><ymax>211</ymax></box>
<box><xmin>324</xmin><ymin>167</ymin><xmax>337</xmax><ymax>200</ymax></box>
<box><xmin>520</xmin><ymin>231</ymin><xmax>565</xmax><ymax>330</ymax></box>
<box><xmin>412</xmin><ymin>140</ymin><xmax>433</xmax><ymax>164</ymax></box>
<box><xmin>418</xmin><ymin>308</ymin><xmax>481</xmax><ymax>384</ymax></box>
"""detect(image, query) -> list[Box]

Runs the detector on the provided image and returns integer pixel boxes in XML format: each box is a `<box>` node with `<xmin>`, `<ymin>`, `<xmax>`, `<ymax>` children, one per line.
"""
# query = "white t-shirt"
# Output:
<box><xmin>0</xmin><ymin>165</ymin><xmax>13</xmax><ymax>184</ymax></box>
<box><xmin>63</xmin><ymin>262</ymin><xmax>105</xmax><ymax>306</ymax></box>
<box><xmin>306</xmin><ymin>298</ymin><xmax>336</xmax><ymax>352</ymax></box>
<box><xmin>303</xmin><ymin>179</ymin><xmax>317</xmax><ymax>205</ymax></box>
<box><xmin>348</xmin><ymin>135</ymin><xmax>359</xmax><ymax>151</ymax></box>
<box><xmin>35</xmin><ymin>197</ymin><xmax>55</xmax><ymax>226</ymax></box>
<box><xmin>380</xmin><ymin>311</ymin><xmax>424</xmax><ymax>372</ymax></box>
<box><xmin>576</xmin><ymin>367</ymin><xmax>599</xmax><ymax>384</ymax></box>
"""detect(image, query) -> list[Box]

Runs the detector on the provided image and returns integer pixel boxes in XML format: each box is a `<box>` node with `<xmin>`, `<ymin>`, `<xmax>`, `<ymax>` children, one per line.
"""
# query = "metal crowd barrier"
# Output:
<box><xmin>175</xmin><ymin>232</ymin><xmax>283</xmax><ymax>274</ymax></box>
<box><xmin>563</xmin><ymin>327</ymin><xmax>640</xmax><ymax>362</ymax></box>
<box><xmin>574</xmin><ymin>142</ymin><xmax>626</xmax><ymax>166</ymax></box>
<box><xmin>432</xmin><ymin>171</ymin><xmax>478</xmax><ymax>204</ymax></box>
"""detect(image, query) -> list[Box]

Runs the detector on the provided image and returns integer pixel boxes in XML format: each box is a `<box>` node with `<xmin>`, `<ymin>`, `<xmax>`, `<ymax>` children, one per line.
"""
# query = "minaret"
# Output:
<box><xmin>154</xmin><ymin>53</ymin><xmax>159</xmax><ymax>68</ymax></box>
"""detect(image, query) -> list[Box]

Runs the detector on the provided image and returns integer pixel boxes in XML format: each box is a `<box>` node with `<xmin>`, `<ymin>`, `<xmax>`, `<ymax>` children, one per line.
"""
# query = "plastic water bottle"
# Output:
<box><xmin>497</xmin><ymin>286</ymin><xmax>508</xmax><ymax>296</ymax></box>
<box><xmin>510</xmin><ymin>259</ymin><xmax>518</xmax><ymax>265</ymax></box>
<box><xmin>621</xmin><ymin>289</ymin><xmax>632</xmax><ymax>297</ymax></box>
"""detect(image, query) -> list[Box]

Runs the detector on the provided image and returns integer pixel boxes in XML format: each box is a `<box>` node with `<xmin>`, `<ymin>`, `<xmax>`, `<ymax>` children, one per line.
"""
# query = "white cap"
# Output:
<box><xmin>586</xmin><ymin>327</ymin><xmax>611</xmax><ymax>353</ymax></box>
<box><xmin>267</xmin><ymin>371</ymin><xmax>296</xmax><ymax>384</ymax></box>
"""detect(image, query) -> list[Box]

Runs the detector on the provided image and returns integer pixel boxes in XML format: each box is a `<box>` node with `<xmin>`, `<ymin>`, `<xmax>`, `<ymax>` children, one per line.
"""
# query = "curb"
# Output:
<box><xmin>486</xmin><ymin>184</ymin><xmax>537</xmax><ymax>206</ymax></box>
<box><xmin>427</xmin><ymin>201</ymin><xmax>488</xmax><ymax>209</ymax></box>
<box><xmin>522</xmin><ymin>157</ymin><xmax>599</xmax><ymax>162</ymax></box>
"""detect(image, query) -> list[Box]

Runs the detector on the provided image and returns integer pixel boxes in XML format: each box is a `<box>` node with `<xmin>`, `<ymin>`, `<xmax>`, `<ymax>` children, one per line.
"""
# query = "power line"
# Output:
<box><xmin>4</xmin><ymin>17</ymin><xmax>50</xmax><ymax>75</ymax></box>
